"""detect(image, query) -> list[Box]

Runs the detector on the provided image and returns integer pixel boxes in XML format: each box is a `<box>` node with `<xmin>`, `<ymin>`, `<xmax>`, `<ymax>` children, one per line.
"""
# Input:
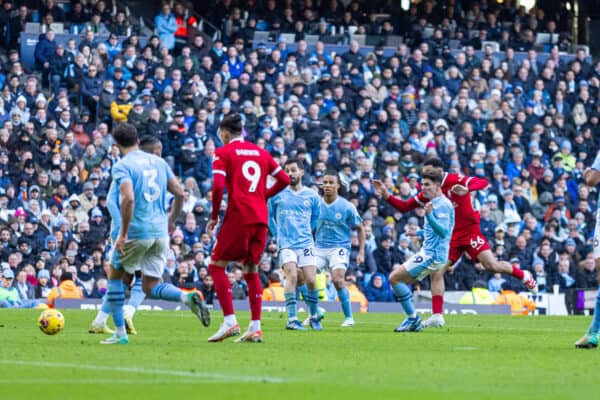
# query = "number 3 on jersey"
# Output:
<box><xmin>242</xmin><ymin>160</ymin><xmax>261</xmax><ymax>192</ymax></box>
<box><xmin>143</xmin><ymin>169</ymin><xmax>160</xmax><ymax>202</ymax></box>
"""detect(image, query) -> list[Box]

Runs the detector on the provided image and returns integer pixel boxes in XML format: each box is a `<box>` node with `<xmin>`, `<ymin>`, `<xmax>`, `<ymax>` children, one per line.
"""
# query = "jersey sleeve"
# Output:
<box><xmin>111</xmin><ymin>162</ymin><xmax>131</xmax><ymax>186</ymax></box>
<box><xmin>212</xmin><ymin>148</ymin><xmax>227</xmax><ymax>178</ymax></box>
<box><xmin>163</xmin><ymin>158</ymin><xmax>175</xmax><ymax>181</ymax></box>
<box><xmin>386</xmin><ymin>193</ymin><xmax>424</xmax><ymax>212</ymax></box>
<box><xmin>456</xmin><ymin>174</ymin><xmax>489</xmax><ymax>191</ymax></box>
<box><xmin>266</xmin><ymin>151</ymin><xmax>282</xmax><ymax>176</ymax></box>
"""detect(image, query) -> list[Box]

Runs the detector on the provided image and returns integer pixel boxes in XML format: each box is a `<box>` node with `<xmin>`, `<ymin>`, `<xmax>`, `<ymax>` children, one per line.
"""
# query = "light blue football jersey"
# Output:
<box><xmin>106</xmin><ymin>181</ymin><xmax>120</xmax><ymax>241</ymax></box>
<box><xmin>315</xmin><ymin>196</ymin><xmax>362</xmax><ymax>251</ymax></box>
<box><xmin>268</xmin><ymin>187</ymin><xmax>320</xmax><ymax>250</ymax></box>
<box><xmin>111</xmin><ymin>149</ymin><xmax>174</xmax><ymax>240</ymax></box>
<box><xmin>592</xmin><ymin>151</ymin><xmax>600</xmax><ymax>204</ymax></box>
<box><xmin>423</xmin><ymin>195</ymin><xmax>455</xmax><ymax>263</ymax></box>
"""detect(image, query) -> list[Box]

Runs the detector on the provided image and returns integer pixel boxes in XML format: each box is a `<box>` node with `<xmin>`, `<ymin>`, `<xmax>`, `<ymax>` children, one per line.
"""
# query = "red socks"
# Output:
<box><xmin>243</xmin><ymin>272</ymin><xmax>263</xmax><ymax>321</ymax></box>
<box><xmin>208</xmin><ymin>264</ymin><xmax>234</xmax><ymax>317</ymax></box>
<box><xmin>432</xmin><ymin>295</ymin><xmax>444</xmax><ymax>314</ymax></box>
<box><xmin>511</xmin><ymin>265</ymin><xmax>525</xmax><ymax>280</ymax></box>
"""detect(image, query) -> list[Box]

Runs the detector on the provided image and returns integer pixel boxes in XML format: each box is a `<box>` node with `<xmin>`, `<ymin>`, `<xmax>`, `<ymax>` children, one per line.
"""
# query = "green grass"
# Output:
<box><xmin>0</xmin><ymin>309</ymin><xmax>598</xmax><ymax>399</ymax></box>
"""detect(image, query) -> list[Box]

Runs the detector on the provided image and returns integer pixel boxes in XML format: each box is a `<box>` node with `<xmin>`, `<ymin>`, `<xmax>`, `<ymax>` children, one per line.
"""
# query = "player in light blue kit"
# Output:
<box><xmin>268</xmin><ymin>159</ymin><xmax>322</xmax><ymax>331</ymax></box>
<box><xmin>576</xmin><ymin>150</ymin><xmax>600</xmax><ymax>348</ymax></box>
<box><xmin>389</xmin><ymin>168</ymin><xmax>454</xmax><ymax>333</ymax></box>
<box><xmin>89</xmin><ymin>137</ymin><xmax>163</xmax><ymax>335</ymax></box>
<box><xmin>101</xmin><ymin>124</ymin><xmax>209</xmax><ymax>345</ymax></box>
<box><xmin>315</xmin><ymin>172</ymin><xmax>365</xmax><ymax>327</ymax></box>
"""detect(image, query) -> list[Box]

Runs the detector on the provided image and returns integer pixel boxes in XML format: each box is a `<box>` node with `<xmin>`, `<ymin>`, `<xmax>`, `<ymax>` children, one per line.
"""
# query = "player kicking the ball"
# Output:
<box><xmin>268</xmin><ymin>159</ymin><xmax>322</xmax><ymax>331</ymax></box>
<box><xmin>314</xmin><ymin>172</ymin><xmax>365</xmax><ymax>327</ymax></box>
<box><xmin>373</xmin><ymin>158</ymin><xmax>537</xmax><ymax>328</ymax></box>
<box><xmin>206</xmin><ymin>114</ymin><xmax>290</xmax><ymax>343</ymax></box>
<box><xmin>389</xmin><ymin>168</ymin><xmax>454</xmax><ymax>332</ymax></box>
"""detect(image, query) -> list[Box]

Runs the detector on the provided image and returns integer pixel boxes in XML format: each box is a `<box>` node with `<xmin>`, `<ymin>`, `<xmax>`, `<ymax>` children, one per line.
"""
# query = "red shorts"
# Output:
<box><xmin>448</xmin><ymin>228</ymin><xmax>491</xmax><ymax>263</ymax></box>
<box><xmin>211</xmin><ymin>222</ymin><xmax>268</xmax><ymax>265</ymax></box>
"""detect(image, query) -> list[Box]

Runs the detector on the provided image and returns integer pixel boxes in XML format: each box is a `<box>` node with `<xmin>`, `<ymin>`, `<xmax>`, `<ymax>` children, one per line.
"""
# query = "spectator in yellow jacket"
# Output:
<box><xmin>110</xmin><ymin>88</ymin><xmax>133</xmax><ymax>123</ymax></box>
<box><xmin>262</xmin><ymin>272</ymin><xmax>285</xmax><ymax>301</ymax></box>
<box><xmin>459</xmin><ymin>280</ymin><xmax>495</xmax><ymax>305</ymax></box>
<box><xmin>494</xmin><ymin>281</ymin><xmax>536</xmax><ymax>315</ymax></box>
<box><xmin>47</xmin><ymin>272</ymin><xmax>84</xmax><ymax>308</ymax></box>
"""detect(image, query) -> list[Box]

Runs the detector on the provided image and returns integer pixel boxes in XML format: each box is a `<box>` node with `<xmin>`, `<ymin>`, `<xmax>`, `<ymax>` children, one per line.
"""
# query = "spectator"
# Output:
<box><xmin>154</xmin><ymin>3</ymin><xmax>178</xmax><ymax>51</ymax></box>
<box><xmin>262</xmin><ymin>272</ymin><xmax>285</xmax><ymax>301</ymax></box>
<box><xmin>364</xmin><ymin>273</ymin><xmax>395</xmax><ymax>302</ymax></box>
<box><xmin>46</xmin><ymin>271</ymin><xmax>84</xmax><ymax>308</ymax></box>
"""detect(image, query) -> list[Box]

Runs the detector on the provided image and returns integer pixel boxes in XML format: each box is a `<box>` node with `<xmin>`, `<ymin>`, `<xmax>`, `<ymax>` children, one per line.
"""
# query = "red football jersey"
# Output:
<box><xmin>212</xmin><ymin>138</ymin><xmax>282</xmax><ymax>226</ymax></box>
<box><xmin>388</xmin><ymin>172</ymin><xmax>488</xmax><ymax>235</ymax></box>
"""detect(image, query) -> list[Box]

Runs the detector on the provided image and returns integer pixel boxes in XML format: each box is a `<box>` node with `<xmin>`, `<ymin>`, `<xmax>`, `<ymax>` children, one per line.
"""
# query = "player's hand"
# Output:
<box><xmin>206</xmin><ymin>218</ymin><xmax>219</xmax><ymax>236</ymax></box>
<box><xmin>424</xmin><ymin>202</ymin><xmax>433</xmax><ymax>215</ymax></box>
<box><xmin>115</xmin><ymin>234</ymin><xmax>127</xmax><ymax>256</ymax></box>
<box><xmin>356</xmin><ymin>250</ymin><xmax>364</xmax><ymax>265</ymax></box>
<box><xmin>372</xmin><ymin>179</ymin><xmax>389</xmax><ymax>200</ymax></box>
<box><xmin>451</xmin><ymin>184</ymin><xmax>469</xmax><ymax>196</ymax></box>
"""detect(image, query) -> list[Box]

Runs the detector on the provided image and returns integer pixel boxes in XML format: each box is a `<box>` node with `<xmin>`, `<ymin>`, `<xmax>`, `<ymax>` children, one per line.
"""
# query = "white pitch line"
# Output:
<box><xmin>0</xmin><ymin>360</ymin><xmax>287</xmax><ymax>383</ymax></box>
<box><xmin>0</xmin><ymin>379</ymin><xmax>203</xmax><ymax>385</ymax></box>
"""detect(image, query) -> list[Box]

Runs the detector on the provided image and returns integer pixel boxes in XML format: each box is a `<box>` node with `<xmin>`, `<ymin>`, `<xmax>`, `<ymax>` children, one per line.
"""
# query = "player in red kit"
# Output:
<box><xmin>373</xmin><ymin>158</ymin><xmax>537</xmax><ymax>328</ymax></box>
<box><xmin>206</xmin><ymin>113</ymin><xmax>290</xmax><ymax>343</ymax></box>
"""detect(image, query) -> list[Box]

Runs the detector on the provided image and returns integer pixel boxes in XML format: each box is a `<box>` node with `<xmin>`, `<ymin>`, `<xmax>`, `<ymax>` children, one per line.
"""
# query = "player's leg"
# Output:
<box><xmin>331</xmin><ymin>264</ymin><xmax>353</xmax><ymax>326</ymax></box>
<box><xmin>236</xmin><ymin>225</ymin><xmax>268</xmax><ymax>343</ymax></box>
<box><xmin>390</xmin><ymin>253</ymin><xmax>433</xmax><ymax>332</ymax></box>
<box><xmin>302</xmin><ymin>264</ymin><xmax>322</xmax><ymax>330</ymax></box>
<box><xmin>100</xmin><ymin>265</ymin><xmax>130</xmax><ymax>344</ymax></box>
<box><xmin>123</xmin><ymin>270</ymin><xmax>145</xmax><ymax>335</ymax></box>
<box><xmin>576</xmin><ymin>237</ymin><xmax>600</xmax><ymax>349</ymax></box>
<box><xmin>421</xmin><ymin>265</ymin><xmax>449</xmax><ymax>328</ymax></box>
<box><xmin>207</xmin><ymin>223</ymin><xmax>245</xmax><ymax>341</ymax></box>
<box><xmin>141</xmin><ymin>238</ymin><xmax>210</xmax><ymax>327</ymax></box>
<box><xmin>280</xmin><ymin>250</ymin><xmax>304</xmax><ymax>330</ymax></box>
<box><xmin>89</xmin><ymin>293</ymin><xmax>114</xmax><ymax>334</ymax></box>
<box><xmin>477</xmin><ymin>249</ymin><xmax>537</xmax><ymax>291</ymax></box>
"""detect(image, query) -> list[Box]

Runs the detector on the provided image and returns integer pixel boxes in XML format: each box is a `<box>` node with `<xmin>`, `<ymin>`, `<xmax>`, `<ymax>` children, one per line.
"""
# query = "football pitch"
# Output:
<box><xmin>1</xmin><ymin>310</ymin><xmax>598</xmax><ymax>400</ymax></box>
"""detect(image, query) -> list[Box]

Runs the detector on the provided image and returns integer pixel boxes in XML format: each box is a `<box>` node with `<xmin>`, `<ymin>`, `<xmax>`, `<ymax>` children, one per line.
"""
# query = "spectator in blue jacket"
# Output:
<box><xmin>33</xmin><ymin>30</ymin><xmax>56</xmax><ymax>85</ymax></box>
<box><xmin>154</xmin><ymin>4</ymin><xmax>178</xmax><ymax>51</ymax></box>
<box><xmin>364</xmin><ymin>273</ymin><xmax>395</xmax><ymax>302</ymax></box>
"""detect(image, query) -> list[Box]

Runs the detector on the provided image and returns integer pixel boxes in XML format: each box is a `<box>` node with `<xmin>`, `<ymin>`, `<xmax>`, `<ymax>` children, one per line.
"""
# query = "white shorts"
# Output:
<box><xmin>404</xmin><ymin>250</ymin><xmax>446</xmax><ymax>281</ymax></box>
<box><xmin>315</xmin><ymin>247</ymin><xmax>349</xmax><ymax>271</ymax></box>
<box><xmin>279</xmin><ymin>248</ymin><xmax>316</xmax><ymax>268</ymax></box>
<box><xmin>594</xmin><ymin>213</ymin><xmax>600</xmax><ymax>259</ymax></box>
<box><xmin>111</xmin><ymin>237</ymin><xmax>169</xmax><ymax>278</ymax></box>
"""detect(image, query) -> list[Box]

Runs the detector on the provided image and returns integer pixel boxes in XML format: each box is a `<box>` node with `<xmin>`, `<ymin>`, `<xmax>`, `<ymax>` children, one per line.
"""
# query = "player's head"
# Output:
<box><xmin>112</xmin><ymin>123</ymin><xmax>139</xmax><ymax>150</ymax></box>
<box><xmin>284</xmin><ymin>159</ymin><xmax>304</xmax><ymax>187</ymax></box>
<box><xmin>219</xmin><ymin>113</ymin><xmax>243</xmax><ymax>145</ymax></box>
<box><xmin>139</xmin><ymin>135</ymin><xmax>163</xmax><ymax>156</ymax></box>
<box><xmin>322</xmin><ymin>170</ymin><xmax>340</xmax><ymax>199</ymax></box>
<box><xmin>421</xmin><ymin>167</ymin><xmax>443</xmax><ymax>199</ymax></box>
<box><xmin>422</xmin><ymin>158</ymin><xmax>444</xmax><ymax>176</ymax></box>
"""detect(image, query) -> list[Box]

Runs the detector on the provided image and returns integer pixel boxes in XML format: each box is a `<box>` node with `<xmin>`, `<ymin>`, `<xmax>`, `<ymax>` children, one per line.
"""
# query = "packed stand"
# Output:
<box><xmin>0</xmin><ymin>0</ymin><xmax>598</xmax><ymax>311</ymax></box>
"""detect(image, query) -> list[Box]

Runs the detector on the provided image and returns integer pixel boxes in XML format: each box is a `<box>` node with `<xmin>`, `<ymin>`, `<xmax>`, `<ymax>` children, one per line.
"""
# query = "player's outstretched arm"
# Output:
<box><xmin>387</xmin><ymin>194</ymin><xmax>421</xmax><ymax>213</ymax></box>
<box><xmin>167</xmin><ymin>177</ymin><xmax>185</xmax><ymax>233</ymax></box>
<box><xmin>463</xmin><ymin>175</ymin><xmax>489</xmax><ymax>191</ymax></box>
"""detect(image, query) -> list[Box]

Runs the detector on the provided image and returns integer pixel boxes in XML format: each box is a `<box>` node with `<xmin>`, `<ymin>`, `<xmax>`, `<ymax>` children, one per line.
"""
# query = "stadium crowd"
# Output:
<box><xmin>0</xmin><ymin>0</ymin><xmax>599</xmax><ymax>312</ymax></box>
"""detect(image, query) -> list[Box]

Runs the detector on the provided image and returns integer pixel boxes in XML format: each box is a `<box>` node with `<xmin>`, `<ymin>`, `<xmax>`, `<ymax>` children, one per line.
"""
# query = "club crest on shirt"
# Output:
<box><xmin>335</xmin><ymin>213</ymin><xmax>342</xmax><ymax>219</ymax></box>
<box><xmin>304</xmin><ymin>200</ymin><xmax>310</xmax><ymax>207</ymax></box>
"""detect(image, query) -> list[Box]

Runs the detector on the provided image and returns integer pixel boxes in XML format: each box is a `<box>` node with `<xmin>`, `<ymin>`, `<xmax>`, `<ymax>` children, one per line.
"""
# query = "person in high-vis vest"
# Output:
<box><xmin>47</xmin><ymin>272</ymin><xmax>84</xmax><ymax>308</ymax></box>
<box><xmin>493</xmin><ymin>280</ymin><xmax>536</xmax><ymax>315</ymax></box>
<box><xmin>459</xmin><ymin>280</ymin><xmax>495</xmax><ymax>305</ymax></box>
<box><xmin>262</xmin><ymin>272</ymin><xmax>286</xmax><ymax>301</ymax></box>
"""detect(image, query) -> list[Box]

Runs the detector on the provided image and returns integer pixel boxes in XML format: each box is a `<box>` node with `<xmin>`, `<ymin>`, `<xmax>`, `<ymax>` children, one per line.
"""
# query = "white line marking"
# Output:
<box><xmin>0</xmin><ymin>360</ymin><xmax>287</xmax><ymax>383</ymax></box>
<box><xmin>0</xmin><ymin>379</ymin><xmax>203</xmax><ymax>385</ymax></box>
